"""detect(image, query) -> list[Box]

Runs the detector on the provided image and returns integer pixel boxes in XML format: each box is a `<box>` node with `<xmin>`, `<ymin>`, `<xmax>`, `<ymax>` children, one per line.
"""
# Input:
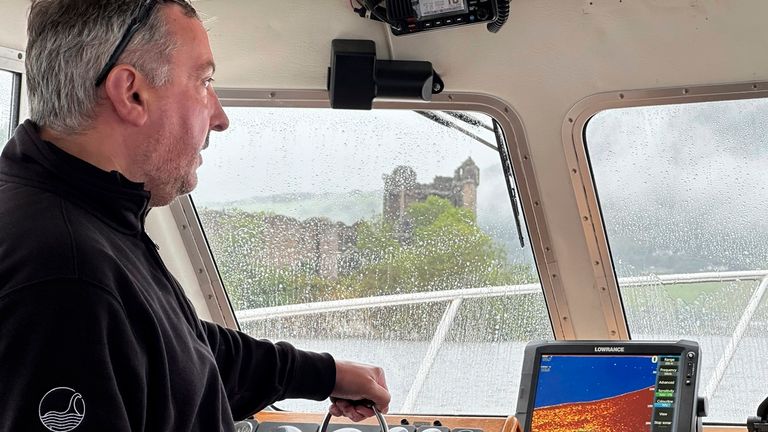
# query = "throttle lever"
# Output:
<box><xmin>320</xmin><ymin>404</ymin><xmax>388</xmax><ymax>432</ymax></box>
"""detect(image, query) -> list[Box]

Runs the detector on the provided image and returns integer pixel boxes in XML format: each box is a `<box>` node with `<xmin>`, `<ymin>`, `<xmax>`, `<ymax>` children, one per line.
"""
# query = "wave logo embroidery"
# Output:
<box><xmin>38</xmin><ymin>387</ymin><xmax>85</xmax><ymax>432</ymax></box>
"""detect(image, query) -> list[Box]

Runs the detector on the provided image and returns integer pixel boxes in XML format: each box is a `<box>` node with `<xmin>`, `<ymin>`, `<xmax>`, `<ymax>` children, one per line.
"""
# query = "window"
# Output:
<box><xmin>0</xmin><ymin>69</ymin><xmax>17</xmax><ymax>141</ymax></box>
<box><xmin>586</xmin><ymin>98</ymin><xmax>768</xmax><ymax>422</ymax></box>
<box><xmin>193</xmin><ymin>107</ymin><xmax>552</xmax><ymax>414</ymax></box>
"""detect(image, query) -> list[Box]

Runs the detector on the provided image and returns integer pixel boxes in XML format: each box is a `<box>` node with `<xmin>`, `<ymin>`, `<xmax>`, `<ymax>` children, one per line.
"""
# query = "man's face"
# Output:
<box><xmin>138</xmin><ymin>5</ymin><xmax>229</xmax><ymax>207</ymax></box>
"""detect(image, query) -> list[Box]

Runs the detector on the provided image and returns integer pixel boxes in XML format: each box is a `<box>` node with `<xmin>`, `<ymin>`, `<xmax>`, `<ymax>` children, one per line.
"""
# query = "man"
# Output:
<box><xmin>0</xmin><ymin>0</ymin><xmax>390</xmax><ymax>431</ymax></box>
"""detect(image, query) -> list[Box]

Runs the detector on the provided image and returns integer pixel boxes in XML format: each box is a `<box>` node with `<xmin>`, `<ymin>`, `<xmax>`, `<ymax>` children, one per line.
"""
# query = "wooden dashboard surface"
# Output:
<box><xmin>253</xmin><ymin>411</ymin><xmax>745</xmax><ymax>432</ymax></box>
<box><xmin>254</xmin><ymin>412</ymin><xmax>520</xmax><ymax>432</ymax></box>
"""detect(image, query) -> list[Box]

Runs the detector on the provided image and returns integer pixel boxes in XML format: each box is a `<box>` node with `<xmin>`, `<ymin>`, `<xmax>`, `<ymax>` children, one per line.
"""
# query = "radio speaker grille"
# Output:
<box><xmin>386</xmin><ymin>0</ymin><xmax>414</xmax><ymax>21</ymax></box>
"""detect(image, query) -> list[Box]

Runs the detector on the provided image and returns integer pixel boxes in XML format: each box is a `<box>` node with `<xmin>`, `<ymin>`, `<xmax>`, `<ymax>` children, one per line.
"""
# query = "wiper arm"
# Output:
<box><xmin>493</xmin><ymin>119</ymin><xmax>525</xmax><ymax>248</ymax></box>
<box><xmin>413</xmin><ymin>110</ymin><xmax>526</xmax><ymax>248</ymax></box>
<box><xmin>414</xmin><ymin>111</ymin><xmax>497</xmax><ymax>151</ymax></box>
<box><xmin>443</xmin><ymin>111</ymin><xmax>493</xmax><ymax>132</ymax></box>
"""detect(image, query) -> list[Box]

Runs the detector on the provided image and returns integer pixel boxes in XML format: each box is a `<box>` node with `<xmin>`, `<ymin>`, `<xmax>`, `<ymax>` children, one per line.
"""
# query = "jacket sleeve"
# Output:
<box><xmin>201</xmin><ymin>320</ymin><xmax>336</xmax><ymax>420</ymax></box>
<box><xmin>0</xmin><ymin>279</ymin><xmax>147</xmax><ymax>432</ymax></box>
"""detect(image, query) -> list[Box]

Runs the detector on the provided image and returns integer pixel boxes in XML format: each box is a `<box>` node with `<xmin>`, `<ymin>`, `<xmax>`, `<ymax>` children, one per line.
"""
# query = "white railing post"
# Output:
<box><xmin>704</xmin><ymin>273</ymin><xmax>768</xmax><ymax>399</ymax></box>
<box><xmin>400</xmin><ymin>298</ymin><xmax>464</xmax><ymax>412</ymax></box>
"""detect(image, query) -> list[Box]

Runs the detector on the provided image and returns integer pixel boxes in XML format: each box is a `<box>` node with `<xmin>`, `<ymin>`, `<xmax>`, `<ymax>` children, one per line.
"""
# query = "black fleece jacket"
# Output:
<box><xmin>0</xmin><ymin>120</ymin><xmax>336</xmax><ymax>432</ymax></box>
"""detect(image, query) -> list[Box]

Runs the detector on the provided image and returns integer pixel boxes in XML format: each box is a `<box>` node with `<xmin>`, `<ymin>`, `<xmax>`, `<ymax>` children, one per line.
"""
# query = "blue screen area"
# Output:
<box><xmin>534</xmin><ymin>355</ymin><xmax>658</xmax><ymax>407</ymax></box>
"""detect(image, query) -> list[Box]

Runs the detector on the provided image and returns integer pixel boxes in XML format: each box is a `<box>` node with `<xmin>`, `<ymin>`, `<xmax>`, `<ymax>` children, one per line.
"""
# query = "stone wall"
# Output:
<box><xmin>260</xmin><ymin>215</ymin><xmax>357</xmax><ymax>279</ymax></box>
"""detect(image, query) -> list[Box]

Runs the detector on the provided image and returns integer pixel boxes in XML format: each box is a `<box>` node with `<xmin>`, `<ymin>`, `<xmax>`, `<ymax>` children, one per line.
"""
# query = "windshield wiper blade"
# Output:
<box><xmin>493</xmin><ymin>119</ymin><xmax>525</xmax><ymax>248</ymax></box>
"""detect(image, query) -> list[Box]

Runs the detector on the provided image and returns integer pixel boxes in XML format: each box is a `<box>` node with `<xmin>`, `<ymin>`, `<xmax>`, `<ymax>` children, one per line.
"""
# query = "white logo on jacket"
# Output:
<box><xmin>38</xmin><ymin>387</ymin><xmax>85</xmax><ymax>432</ymax></box>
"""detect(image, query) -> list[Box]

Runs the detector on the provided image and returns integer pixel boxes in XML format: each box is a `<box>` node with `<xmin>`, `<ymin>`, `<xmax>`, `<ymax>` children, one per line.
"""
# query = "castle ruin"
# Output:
<box><xmin>258</xmin><ymin>159</ymin><xmax>480</xmax><ymax>278</ymax></box>
<box><xmin>383</xmin><ymin>158</ymin><xmax>480</xmax><ymax>237</ymax></box>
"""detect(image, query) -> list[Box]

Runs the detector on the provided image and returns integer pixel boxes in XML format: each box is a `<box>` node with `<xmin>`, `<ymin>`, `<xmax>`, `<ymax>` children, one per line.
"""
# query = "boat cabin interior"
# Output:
<box><xmin>1</xmin><ymin>1</ymin><xmax>767</xmax><ymax>431</ymax></box>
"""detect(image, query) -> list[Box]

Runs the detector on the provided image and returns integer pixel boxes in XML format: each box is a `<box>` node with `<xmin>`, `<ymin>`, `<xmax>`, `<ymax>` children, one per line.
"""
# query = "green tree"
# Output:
<box><xmin>200</xmin><ymin>207</ymin><xmax>349</xmax><ymax>309</ymax></box>
<box><xmin>199</xmin><ymin>196</ymin><xmax>538</xmax><ymax>329</ymax></box>
<box><xmin>197</xmin><ymin>208</ymin><xmax>266</xmax><ymax>309</ymax></box>
<box><xmin>351</xmin><ymin>196</ymin><xmax>535</xmax><ymax>297</ymax></box>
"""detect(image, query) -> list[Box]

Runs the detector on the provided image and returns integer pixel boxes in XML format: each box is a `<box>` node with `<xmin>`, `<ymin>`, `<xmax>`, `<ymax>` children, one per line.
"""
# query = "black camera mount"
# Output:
<box><xmin>327</xmin><ymin>39</ymin><xmax>443</xmax><ymax>110</ymax></box>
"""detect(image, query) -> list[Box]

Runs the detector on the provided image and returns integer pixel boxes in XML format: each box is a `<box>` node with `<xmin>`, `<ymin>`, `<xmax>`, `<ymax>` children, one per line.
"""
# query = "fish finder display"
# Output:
<box><xmin>531</xmin><ymin>354</ymin><xmax>681</xmax><ymax>432</ymax></box>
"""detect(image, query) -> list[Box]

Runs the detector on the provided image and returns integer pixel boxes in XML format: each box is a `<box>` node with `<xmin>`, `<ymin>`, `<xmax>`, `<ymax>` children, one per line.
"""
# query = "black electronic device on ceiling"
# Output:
<box><xmin>351</xmin><ymin>0</ymin><xmax>510</xmax><ymax>35</ymax></box>
<box><xmin>327</xmin><ymin>39</ymin><xmax>443</xmax><ymax>110</ymax></box>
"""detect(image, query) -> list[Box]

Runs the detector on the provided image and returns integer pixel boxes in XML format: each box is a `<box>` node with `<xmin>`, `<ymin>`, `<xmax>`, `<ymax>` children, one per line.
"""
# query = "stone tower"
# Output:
<box><xmin>382</xmin><ymin>158</ymin><xmax>480</xmax><ymax>234</ymax></box>
<box><xmin>454</xmin><ymin>157</ymin><xmax>480</xmax><ymax>214</ymax></box>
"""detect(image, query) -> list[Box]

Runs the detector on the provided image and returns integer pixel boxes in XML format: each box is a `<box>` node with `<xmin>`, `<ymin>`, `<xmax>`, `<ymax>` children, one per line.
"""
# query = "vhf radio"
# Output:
<box><xmin>354</xmin><ymin>0</ymin><xmax>510</xmax><ymax>35</ymax></box>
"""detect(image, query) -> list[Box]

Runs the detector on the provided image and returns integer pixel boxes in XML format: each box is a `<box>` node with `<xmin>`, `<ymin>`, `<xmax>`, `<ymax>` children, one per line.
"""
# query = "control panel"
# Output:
<box><xmin>388</xmin><ymin>0</ymin><xmax>498</xmax><ymax>35</ymax></box>
<box><xmin>685</xmin><ymin>350</ymin><xmax>697</xmax><ymax>386</ymax></box>
<box><xmin>238</xmin><ymin>413</ymin><xmax>521</xmax><ymax>432</ymax></box>
<box><xmin>237</xmin><ymin>421</ymin><xmax>485</xmax><ymax>432</ymax></box>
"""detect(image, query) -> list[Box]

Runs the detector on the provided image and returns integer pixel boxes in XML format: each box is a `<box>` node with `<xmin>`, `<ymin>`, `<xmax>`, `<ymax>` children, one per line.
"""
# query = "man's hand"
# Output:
<box><xmin>329</xmin><ymin>360</ymin><xmax>390</xmax><ymax>422</ymax></box>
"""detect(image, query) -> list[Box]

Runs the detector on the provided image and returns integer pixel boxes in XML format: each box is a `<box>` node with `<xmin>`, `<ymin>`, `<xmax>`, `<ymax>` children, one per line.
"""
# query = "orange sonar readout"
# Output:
<box><xmin>530</xmin><ymin>354</ymin><xmax>680</xmax><ymax>432</ymax></box>
<box><xmin>531</xmin><ymin>386</ymin><xmax>656</xmax><ymax>432</ymax></box>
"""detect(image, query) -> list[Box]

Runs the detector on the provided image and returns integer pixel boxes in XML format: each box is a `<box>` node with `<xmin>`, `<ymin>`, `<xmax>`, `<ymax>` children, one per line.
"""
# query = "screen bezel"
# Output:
<box><xmin>413</xmin><ymin>0</ymin><xmax>470</xmax><ymax>21</ymax></box>
<box><xmin>515</xmin><ymin>340</ymin><xmax>700</xmax><ymax>432</ymax></box>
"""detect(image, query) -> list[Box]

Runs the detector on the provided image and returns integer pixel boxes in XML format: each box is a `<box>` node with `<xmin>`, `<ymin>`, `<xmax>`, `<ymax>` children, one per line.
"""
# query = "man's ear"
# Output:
<box><xmin>103</xmin><ymin>65</ymin><xmax>150</xmax><ymax>127</ymax></box>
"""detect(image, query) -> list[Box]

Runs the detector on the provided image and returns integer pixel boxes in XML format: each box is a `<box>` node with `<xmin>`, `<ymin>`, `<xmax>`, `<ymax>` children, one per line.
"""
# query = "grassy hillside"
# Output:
<box><xmin>196</xmin><ymin>163</ymin><xmax>536</xmax><ymax>268</ymax></box>
<box><xmin>199</xmin><ymin>190</ymin><xmax>382</xmax><ymax>225</ymax></box>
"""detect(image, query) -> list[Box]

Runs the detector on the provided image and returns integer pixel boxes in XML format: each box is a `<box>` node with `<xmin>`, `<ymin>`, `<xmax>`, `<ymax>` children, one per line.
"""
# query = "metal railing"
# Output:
<box><xmin>235</xmin><ymin>270</ymin><xmax>768</xmax><ymax>408</ymax></box>
<box><xmin>236</xmin><ymin>283</ymin><xmax>541</xmax><ymax>321</ymax></box>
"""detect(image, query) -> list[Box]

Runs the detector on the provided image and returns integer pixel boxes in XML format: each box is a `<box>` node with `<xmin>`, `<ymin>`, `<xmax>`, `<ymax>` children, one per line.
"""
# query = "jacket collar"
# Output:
<box><xmin>0</xmin><ymin>120</ymin><xmax>151</xmax><ymax>235</ymax></box>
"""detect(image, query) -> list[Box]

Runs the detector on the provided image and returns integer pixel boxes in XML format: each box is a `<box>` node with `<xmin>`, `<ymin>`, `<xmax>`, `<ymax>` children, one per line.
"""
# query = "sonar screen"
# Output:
<box><xmin>515</xmin><ymin>340</ymin><xmax>700</xmax><ymax>432</ymax></box>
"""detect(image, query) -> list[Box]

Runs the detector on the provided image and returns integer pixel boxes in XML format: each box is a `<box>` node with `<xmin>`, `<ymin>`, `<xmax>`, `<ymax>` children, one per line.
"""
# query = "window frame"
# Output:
<box><xmin>170</xmin><ymin>88</ymin><xmax>572</xmax><ymax>339</ymax></box>
<box><xmin>563</xmin><ymin>81</ymin><xmax>768</xmax><ymax>342</ymax></box>
<box><xmin>0</xmin><ymin>46</ymin><xmax>24</xmax><ymax>140</ymax></box>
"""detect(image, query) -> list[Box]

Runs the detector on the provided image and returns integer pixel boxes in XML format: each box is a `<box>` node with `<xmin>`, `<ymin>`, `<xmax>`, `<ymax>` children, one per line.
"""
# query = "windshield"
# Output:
<box><xmin>192</xmin><ymin>107</ymin><xmax>553</xmax><ymax>414</ymax></box>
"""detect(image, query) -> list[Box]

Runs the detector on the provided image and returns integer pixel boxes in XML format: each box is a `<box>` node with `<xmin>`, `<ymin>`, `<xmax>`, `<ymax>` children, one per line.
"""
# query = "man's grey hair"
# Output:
<box><xmin>26</xmin><ymin>0</ymin><xmax>199</xmax><ymax>134</ymax></box>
